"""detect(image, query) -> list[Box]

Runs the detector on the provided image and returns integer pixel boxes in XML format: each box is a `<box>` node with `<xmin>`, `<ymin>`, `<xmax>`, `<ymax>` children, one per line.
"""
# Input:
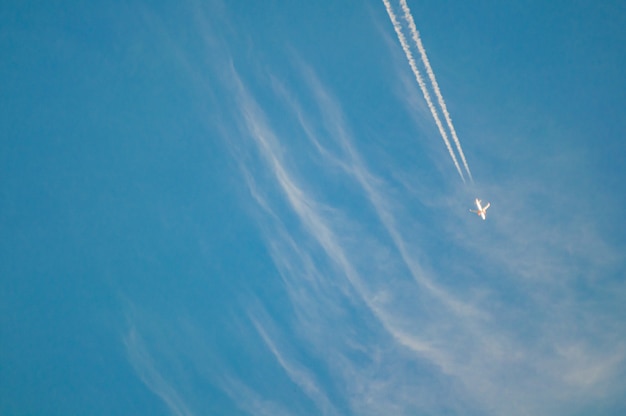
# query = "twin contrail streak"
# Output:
<box><xmin>399</xmin><ymin>0</ymin><xmax>473</xmax><ymax>181</ymax></box>
<box><xmin>384</xmin><ymin>0</ymin><xmax>472</xmax><ymax>182</ymax></box>
<box><xmin>381</xmin><ymin>0</ymin><xmax>466</xmax><ymax>182</ymax></box>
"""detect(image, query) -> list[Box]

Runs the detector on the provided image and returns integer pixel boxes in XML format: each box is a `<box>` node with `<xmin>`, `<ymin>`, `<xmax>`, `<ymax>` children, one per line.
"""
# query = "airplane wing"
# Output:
<box><xmin>471</xmin><ymin>199</ymin><xmax>490</xmax><ymax>220</ymax></box>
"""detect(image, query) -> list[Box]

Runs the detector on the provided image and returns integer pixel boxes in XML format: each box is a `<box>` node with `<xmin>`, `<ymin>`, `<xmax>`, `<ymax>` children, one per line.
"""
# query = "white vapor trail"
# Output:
<box><xmin>399</xmin><ymin>0</ymin><xmax>473</xmax><ymax>181</ymax></box>
<box><xmin>381</xmin><ymin>0</ymin><xmax>466</xmax><ymax>182</ymax></box>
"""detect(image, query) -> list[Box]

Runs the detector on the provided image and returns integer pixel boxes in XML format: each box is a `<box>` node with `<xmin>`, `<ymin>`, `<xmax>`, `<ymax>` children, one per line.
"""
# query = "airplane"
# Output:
<box><xmin>470</xmin><ymin>198</ymin><xmax>490</xmax><ymax>220</ymax></box>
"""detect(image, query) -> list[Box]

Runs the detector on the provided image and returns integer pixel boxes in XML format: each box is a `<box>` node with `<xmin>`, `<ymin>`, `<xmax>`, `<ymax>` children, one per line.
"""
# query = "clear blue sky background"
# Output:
<box><xmin>2</xmin><ymin>1</ymin><xmax>625</xmax><ymax>415</ymax></box>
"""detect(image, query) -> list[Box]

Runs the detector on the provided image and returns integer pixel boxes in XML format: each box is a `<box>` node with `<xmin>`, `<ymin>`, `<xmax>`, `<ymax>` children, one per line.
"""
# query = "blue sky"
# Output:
<box><xmin>2</xmin><ymin>1</ymin><xmax>626</xmax><ymax>415</ymax></box>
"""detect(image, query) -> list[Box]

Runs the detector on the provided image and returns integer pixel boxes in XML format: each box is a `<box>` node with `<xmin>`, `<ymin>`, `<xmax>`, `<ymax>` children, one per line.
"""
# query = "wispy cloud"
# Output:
<box><xmin>233</xmin><ymin>61</ymin><xmax>480</xmax><ymax>409</ymax></box>
<box><xmin>297</xmin><ymin>64</ymin><xmax>481</xmax><ymax>319</ymax></box>
<box><xmin>220</xmin><ymin>375</ymin><xmax>296</xmax><ymax>416</ymax></box>
<box><xmin>124</xmin><ymin>326</ymin><xmax>195</xmax><ymax>416</ymax></box>
<box><xmin>231</xmin><ymin>59</ymin><xmax>626</xmax><ymax>414</ymax></box>
<box><xmin>230</xmin><ymin>63</ymin><xmax>468</xmax><ymax>414</ymax></box>
<box><xmin>249</xmin><ymin>305</ymin><xmax>341</xmax><ymax>416</ymax></box>
<box><xmin>121</xmin><ymin>3</ymin><xmax>626</xmax><ymax>415</ymax></box>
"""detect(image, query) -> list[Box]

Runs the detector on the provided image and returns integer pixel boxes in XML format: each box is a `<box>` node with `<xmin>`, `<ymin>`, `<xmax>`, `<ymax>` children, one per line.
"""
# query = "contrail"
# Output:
<box><xmin>382</xmin><ymin>0</ymin><xmax>465</xmax><ymax>182</ymax></box>
<box><xmin>399</xmin><ymin>0</ymin><xmax>473</xmax><ymax>181</ymax></box>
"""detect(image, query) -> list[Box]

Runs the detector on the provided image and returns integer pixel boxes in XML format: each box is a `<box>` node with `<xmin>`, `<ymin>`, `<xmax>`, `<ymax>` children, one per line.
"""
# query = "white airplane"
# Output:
<box><xmin>470</xmin><ymin>198</ymin><xmax>490</xmax><ymax>220</ymax></box>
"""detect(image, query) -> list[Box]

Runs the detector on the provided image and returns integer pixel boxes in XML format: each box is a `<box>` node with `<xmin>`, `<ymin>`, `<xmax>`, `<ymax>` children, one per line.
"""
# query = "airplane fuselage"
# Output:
<box><xmin>470</xmin><ymin>198</ymin><xmax>490</xmax><ymax>220</ymax></box>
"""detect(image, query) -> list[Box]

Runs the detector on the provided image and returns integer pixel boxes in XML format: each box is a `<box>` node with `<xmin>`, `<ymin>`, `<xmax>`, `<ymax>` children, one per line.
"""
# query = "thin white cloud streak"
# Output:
<box><xmin>124</xmin><ymin>327</ymin><xmax>195</xmax><ymax>416</ymax></box>
<box><xmin>381</xmin><ymin>0</ymin><xmax>466</xmax><ymax>182</ymax></box>
<box><xmin>136</xmin><ymin>4</ymin><xmax>626</xmax><ymax>411</ymax></box>
<box><xmin>290</xmin><ymin>67</ymin><xmax>535</xmax><ymax>408</ymax></box>
<box><xmin>297</xmin><ymin>66</ymin><xmax>482</xmax><ymax>319</ymax></box>
<box><xmin>256</xmin><ymin>63</ymin><xmax>626</xmax><ymax>414</ymax></box>
<box><xmin>270</xmin><ymin>64</ymin><xmax>477</xmax><ymax>325</ymax></box>
<box><xmin>399</xmin><ymin>0</ymin><xmax>473</xmax><ymax>181</ymax></box>
<box><xmin>250</xmin><ymin>311</ymin><xmax>341</xmax><ymax>416</ymax></box>
<box><xmin>220</xmin><ymin>376</ymin><xmax>296</xmax><ymax>416</ymax></box>
<box><xmin>237</xmin><ymin>68</ymin><xmax>497</xmax><ymax>413</ymax></box>
<box><xmin>231</xmin><ymin>66</ymin><xmax>483</xmax><ymax>413</ymax></box>
<box><xmin>233</xmin><ymin>68</ymin><xmax>397</xmax><ymax>413</ymax></box>
<box><xmin>232</xmin><ymin>67</ymin><xmax>368</xmax><ymax>300</ymax></box>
